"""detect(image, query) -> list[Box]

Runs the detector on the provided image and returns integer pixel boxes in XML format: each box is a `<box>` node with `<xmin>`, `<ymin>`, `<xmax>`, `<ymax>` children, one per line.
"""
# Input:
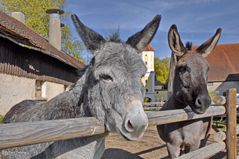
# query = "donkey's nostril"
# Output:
<box><xmin>125</xmin><ymin>119</ymin><xmax>135</xmax><ymax>133</ymax></box>
<box><xmin>197</xmin><ymin>98</ymin><xmax>202</xmax><ymax>105</ymax></box>
<box><xmin>195</xmin><ymin>95</ymin><xmax>211</xmax><ymax>108</ymax></box>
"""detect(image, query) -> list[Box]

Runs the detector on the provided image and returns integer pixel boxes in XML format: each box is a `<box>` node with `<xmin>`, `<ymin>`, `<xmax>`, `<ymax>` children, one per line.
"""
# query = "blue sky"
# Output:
<box><xmin>63</xmin><ymin>0</ymin><xmax>239</xmax><ymax>60</ymax></box>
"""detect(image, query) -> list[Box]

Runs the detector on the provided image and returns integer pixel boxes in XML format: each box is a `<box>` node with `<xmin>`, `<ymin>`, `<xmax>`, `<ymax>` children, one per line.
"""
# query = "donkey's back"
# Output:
<box><xmin>4</xmin><ymin>100</ymin><xmax>46</xmax><ymax>123</ymax></box>
<box><xmin>1</xmin><ymin>90</ymin><xmax>82</xmax><ymax>159</ymax></box>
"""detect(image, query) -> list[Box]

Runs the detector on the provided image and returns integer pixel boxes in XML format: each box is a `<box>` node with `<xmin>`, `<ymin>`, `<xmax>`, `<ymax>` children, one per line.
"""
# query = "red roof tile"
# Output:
<box><xmin>192</xmin><ymin>44</ymin><xmax>239</xmax><ymax>82</ymax></box>
<box><xmin>0</xmin><ymin>11</ymin><xmax>84</xmax><ymax>69</ymax></box>
<box><xmin>145</xmin><ymin>44</ymin><xmax>154</xmax><ymax>51</ymax></box>
<box><xmin>206</xmin><ymin>43</ymin><xmax>239</xmax><ymax>82</ymax></box>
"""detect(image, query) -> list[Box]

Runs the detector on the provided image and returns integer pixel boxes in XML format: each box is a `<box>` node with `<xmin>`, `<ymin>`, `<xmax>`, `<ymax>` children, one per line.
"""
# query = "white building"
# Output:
<box><xmin>142</xmin><ymin>45</ymin><xmax>155</xmax><ymax>101</ymax></box>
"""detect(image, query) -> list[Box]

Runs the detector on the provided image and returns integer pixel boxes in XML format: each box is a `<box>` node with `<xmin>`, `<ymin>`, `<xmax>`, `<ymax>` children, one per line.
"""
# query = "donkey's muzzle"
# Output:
<box><xmin>193</xmin><ymin>95</ymin><xmax>211</xmax><ymax>114</ymax></box>
<box><xmin>121</xmin><ymin>101</ymin><xmax>148</xmax><ymax>140</ymax></box>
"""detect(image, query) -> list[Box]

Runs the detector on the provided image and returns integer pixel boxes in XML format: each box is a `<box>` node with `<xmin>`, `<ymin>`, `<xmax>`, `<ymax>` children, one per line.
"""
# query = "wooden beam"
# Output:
<box><xmin>237</xmin><ymin>125</ymin><xmax>239</xmax><ymax>135</ymax></box>
<box><xmin>147</xmin><ymin>106</ymin><xmax>225</xmax><ymax>126</ymax></box>
<box><xmin>0</xmin><ymin>117</ymin><xmax>106</xmax><ymax>150</ymax></box>
<box><xmin>143</xmin><ymin>102</ymin><xmax>165</xmax><ymax>107</ymax></box>
<box><xmin>213</xmin><ymin>95</ymin><xmax>226</xmax><ymax>105</ymax></box>
<box><xmin>226</xmin><ymin>88</ymin><xmax>237</xmax><ymax>159</ymax></box>
<box><xmin>0</xmin><ymin>106</ymin><xmax>226</xmax><ymax>150</ymax></box>
<box><xmin>177</xmin><ymin>142</ymin><xmax>225</xmax><ymax>159</ymax></box>
<box><xmin>208</xmin><ymin>131</ymin><xmax>226</xmax><ymax>143</ymax></box>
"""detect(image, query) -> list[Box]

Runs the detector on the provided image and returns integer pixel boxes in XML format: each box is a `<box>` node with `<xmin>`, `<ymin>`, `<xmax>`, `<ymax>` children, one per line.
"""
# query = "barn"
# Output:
<box><xmin>206</xmin><ymin>43</ymin><xmax>239</xmax><ymax>95</ymax></box>
<box><xmin>0</xmin><ymin>11</ymin><xmax>84</xmax><ymax>115</ymax></box>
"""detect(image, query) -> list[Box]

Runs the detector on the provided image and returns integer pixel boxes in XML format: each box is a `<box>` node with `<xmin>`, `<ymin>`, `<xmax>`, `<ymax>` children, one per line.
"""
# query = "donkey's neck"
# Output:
<box><xmin>162</xmin><ymin>95</ymin><xmax>187</xmax><ymax>110</ymax></box>
<box><xmin>172</xmin><ymin>94</ymin><xmax>188</xmax><ymax>109</ymax></box>
<box><xmin>71</xmin><ymin>72</ymin><xmax>92</xmax><ymax>118</ymax></box>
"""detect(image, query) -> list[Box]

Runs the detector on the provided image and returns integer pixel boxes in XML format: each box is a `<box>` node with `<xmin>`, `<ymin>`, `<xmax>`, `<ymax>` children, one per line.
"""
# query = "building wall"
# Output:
<box><xmin>142</xmin><ymin>51</ymin><xmax>154</xmax><ymax>73</ymax></box>
<box><xmin>0</xmin><ymin>73</ymin><xmax>35</xmax><ymax>115</ymax></box>
<box><xmin>141</xmin><ymin>50</ymin><xmax>155</xmax><ymax>101</ymax></box>
<box><xmin>207</xmin><ymin>81</ymin><xmax>239</xmax><ymax>95</ymax></box>
<box><xmin>0</xmin><ymin>73</ymin><xmax>66</xmax><ymax>115</ymax></box>
<box><xmin>45</xmin><ymin>81</ymin><xmax>65</xmax><ymax>100</ymax></box>
<box><xmin>207</xmin><ymin>82</ymin><xmax>222</xmax><ymax>93</ymax></box>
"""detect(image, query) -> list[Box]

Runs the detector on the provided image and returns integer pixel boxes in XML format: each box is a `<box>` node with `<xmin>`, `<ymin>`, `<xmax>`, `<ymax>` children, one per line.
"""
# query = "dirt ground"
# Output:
<box><xmin>102</xmin><ymin>126</ymin><xmax>168</xmax><ymax>159</ymax></box>
<box><xmin>102</xmin><ymin>126</ymin><xmax>227</xmax><ymax>159</ymax></box>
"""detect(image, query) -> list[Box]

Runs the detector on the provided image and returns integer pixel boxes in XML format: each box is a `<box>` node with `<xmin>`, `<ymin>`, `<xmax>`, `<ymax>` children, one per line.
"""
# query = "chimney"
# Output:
<box><xmin>46</xmin><ymin>8</ymin><xmax>64</xmax><ymax>50</ymax></box>
<box><xmin>11</xmin><ymin>12</ymin><xmax>25</xmax><ymax>24</ymax></box>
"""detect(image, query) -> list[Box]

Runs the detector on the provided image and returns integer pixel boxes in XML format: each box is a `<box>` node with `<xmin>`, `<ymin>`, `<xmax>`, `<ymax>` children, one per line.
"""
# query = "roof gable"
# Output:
<box><xmin>0</xmin><ymin>11</ymin><xmax>84</xmax><ymax>69</ymax></box>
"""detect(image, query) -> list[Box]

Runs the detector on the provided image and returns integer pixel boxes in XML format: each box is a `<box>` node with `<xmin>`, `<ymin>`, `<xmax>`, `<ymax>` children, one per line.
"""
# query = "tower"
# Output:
<box><xmin>142</xmin><ymin>44</ymin><xmax>155</xmax><ymax>101</ymax></box>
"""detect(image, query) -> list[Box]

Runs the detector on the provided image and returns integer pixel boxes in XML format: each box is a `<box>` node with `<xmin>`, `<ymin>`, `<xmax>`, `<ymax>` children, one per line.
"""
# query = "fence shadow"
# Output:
<box><xmin>102</xmin><ymin>148</ymin><xmax>143</xmax><ymax>159</ymax></box>
<box><xmin>102</xmin><ymin>144</ymin><xmax>167</xmax><ymax>159</ymax></box>
<box><xmin>134</xmin><ymin>144</ymin><xmax>167</xmax><ymax>156</ymax></box>
<box><xmin>210</xmin><ymin>151</ymin><xmax>226</xmax><ymax>159</ymax></box>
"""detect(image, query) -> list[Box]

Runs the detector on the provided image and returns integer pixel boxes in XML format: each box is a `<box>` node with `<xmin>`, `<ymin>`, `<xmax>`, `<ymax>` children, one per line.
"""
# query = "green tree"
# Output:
<box><xmin>0</xmin><ymin>0</ymin><xmax>83</xmax><ymax>61</ymax></box>
<box><xmin>154</xmin><ymin>57</ymin><xmax>170</xmax><ymax>84</ymax></box>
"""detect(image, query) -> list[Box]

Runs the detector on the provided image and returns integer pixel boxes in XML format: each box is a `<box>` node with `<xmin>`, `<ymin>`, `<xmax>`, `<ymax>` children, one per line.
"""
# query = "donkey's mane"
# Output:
<box><xmin>185</xmin><ymin>41</ymin><xmax>192</xmax><ymax>50</ymax></box>
<box><xmin>106</xmin><ymin>32</ymin><xmax>122</xmax><ymax>42</ymax></box>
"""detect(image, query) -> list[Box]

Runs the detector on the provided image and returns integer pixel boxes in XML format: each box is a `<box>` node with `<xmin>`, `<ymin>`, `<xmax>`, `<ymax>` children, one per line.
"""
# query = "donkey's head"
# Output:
<box><xmin>72</xmin><ymin>15</ymin><xmax>161</xmax><ymax>140</ymax></box>
<box><xmin>168</xmin><ymin>25</ymin><xmax>221</xmax><ymax>114</ymax></box>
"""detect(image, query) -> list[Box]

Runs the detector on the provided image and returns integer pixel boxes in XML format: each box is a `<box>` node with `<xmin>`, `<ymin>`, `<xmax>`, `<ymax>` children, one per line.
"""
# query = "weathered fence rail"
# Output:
<box><xmin>177</xmin><ymin>142</ymin><xmax>226</xmax><ymax>159</ymax></box>
<box><xmin>147</xmin><ymin>106</ymin><xmax>225</xmax><ymax>126</ymax></box>
<box><xmin>0</xmin><ymin>106</ymin><xmax>225</xmax><ymax>150</ymax></box>
<box><xmin>0</xmin><ymin>117</ymin><xmax>106</xmax><ymax>149</ymax></box>
<box><xmin>0</xmin><ymin>88</ymin><xmax>237</xmax><ymax>159</ymax></box>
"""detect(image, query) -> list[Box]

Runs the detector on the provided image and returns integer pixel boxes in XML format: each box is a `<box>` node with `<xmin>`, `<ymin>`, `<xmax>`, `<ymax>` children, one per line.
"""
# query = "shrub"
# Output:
<box><xmin>209</xmin><ymin>91</ymin><xmax>217</xmax><ymax>103</ymax></box>
<box><xmin>144</xmin><ymin>97</ymin><xmax>152</xmax><ymax>103</ymax></box>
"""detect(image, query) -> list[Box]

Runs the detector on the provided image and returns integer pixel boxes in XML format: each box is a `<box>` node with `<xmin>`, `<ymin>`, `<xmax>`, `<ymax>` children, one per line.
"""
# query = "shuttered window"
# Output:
<box><xmin>35</xmin><ymin>80</ymin><xmax>46</xmax><ymax>99</ymax></box>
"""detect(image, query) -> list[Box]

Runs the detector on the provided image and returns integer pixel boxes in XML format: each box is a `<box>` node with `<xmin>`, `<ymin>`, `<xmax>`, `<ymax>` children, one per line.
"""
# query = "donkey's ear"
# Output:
<box><xmin>196</xmin><ymin>28</ymin><xmax>222</xmax><ymax>57</ymax></box>
<box><xmin>168</xmin><ymin>24</ymin><xmax>186</xmax><ymax>57</ymax></box>
<box><xmin>71</xmin><ymin>14</ymin><xmax>106</xmax><ymax>52</ymax></box>
<box><xmin>126</xmin><ymin>15</ymin><xmax>161</xmax><ymax>52</ymax></box>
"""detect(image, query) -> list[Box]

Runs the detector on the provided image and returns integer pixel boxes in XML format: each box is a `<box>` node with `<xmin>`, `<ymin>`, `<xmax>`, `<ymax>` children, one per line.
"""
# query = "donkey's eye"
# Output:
<box><xmin>178</xmin><ymin>66</ymin><xmax>187</xmax><ymax>73</ymax></box>
<box><xmin>99</xmin><ymin>74</ymin><xmax>113</xmax><ymax>82</ymax></box>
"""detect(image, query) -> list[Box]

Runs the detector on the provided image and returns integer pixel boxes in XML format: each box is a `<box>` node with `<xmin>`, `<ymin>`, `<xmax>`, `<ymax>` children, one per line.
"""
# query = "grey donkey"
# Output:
<box><xmin>1</xmin><ymin>14</ymin><xmax>161</xmax><ymax>159</ymax></box>
<box><xmin>157</xmin><ymin>25</ymin><xmax>222</xmax><ymax>158</ymax></box>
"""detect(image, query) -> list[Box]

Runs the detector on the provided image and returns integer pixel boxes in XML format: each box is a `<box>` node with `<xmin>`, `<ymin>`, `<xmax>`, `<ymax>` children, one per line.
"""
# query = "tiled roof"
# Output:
<box><xmin>190</xmin><ymin>43</ymin><xmax>239</xmax><ymax>82</ymax></box>
<box><xmin>145</xmin><ymin>44</ymin><xmax>154</xmax><ymax>51</ymax></box>
<box><xmin>0</xmin><ymin>11</ymin><xmax>84</xmax><ymax>69</ymax></box>
<box><xmin>206</xmin><ymin>43</ymin><xmax>239</xmax><ymax>82</ymax></box>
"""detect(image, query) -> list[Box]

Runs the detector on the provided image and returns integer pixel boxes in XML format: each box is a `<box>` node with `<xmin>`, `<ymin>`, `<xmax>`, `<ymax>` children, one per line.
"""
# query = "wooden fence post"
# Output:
<box><xmin>226</xmin><ymin>88</ymin><xmax>237</xmax><ymax>159</ymax></box>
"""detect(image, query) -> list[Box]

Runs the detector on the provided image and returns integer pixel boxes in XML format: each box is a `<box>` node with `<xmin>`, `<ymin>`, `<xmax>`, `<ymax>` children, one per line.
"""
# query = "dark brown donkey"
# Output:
<box><xmin>157</xmin><ymin>25</ymin><xmax>222</xmax><ymax>158</ymax></box>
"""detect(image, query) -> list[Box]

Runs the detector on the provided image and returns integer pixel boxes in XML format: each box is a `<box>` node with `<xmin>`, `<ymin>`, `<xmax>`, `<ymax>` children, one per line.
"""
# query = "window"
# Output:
<box><xmin>35</xmin><ymin>80</ymin><xmax>46</xmax><ymax>99</ymax></box>
<box><xmin>145</xmin><ymin>88</ymin><xmax>149</xmax><ymax>92</ymax></box>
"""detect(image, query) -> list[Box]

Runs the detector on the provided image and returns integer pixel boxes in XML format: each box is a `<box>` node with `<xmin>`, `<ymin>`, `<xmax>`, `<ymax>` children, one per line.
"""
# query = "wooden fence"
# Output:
<box><xmin>0</xmin><ymin>88</ymin><xmax>237</xmax><ymax>159</ymax></box>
